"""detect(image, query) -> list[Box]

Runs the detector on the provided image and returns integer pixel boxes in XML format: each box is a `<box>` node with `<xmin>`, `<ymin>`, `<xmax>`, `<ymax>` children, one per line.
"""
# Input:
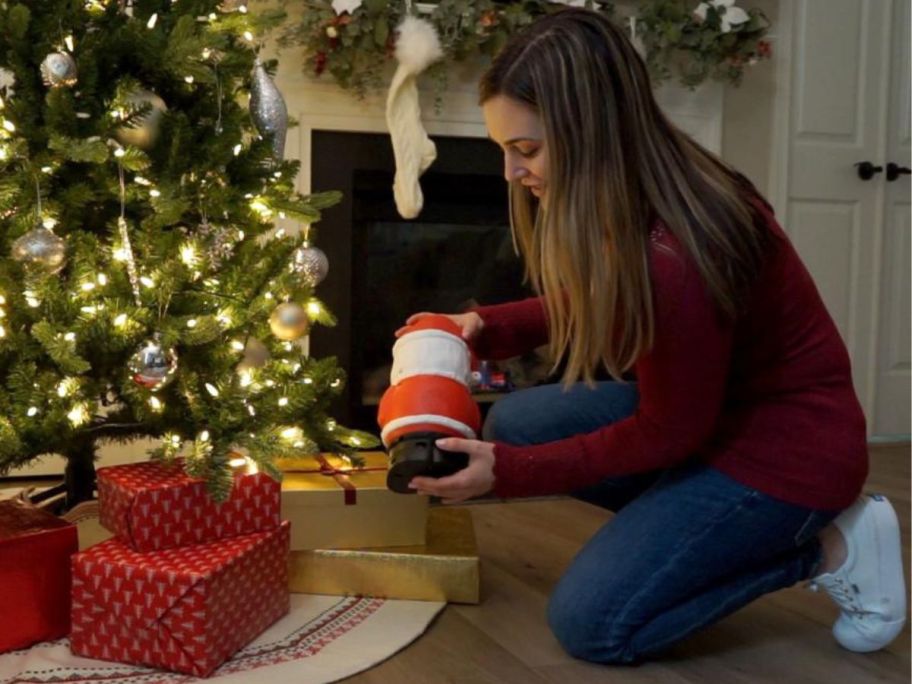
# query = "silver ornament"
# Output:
<box><xmin>269</xmin><ymin>302</ymin><xmax>310</xmax><ymax>340</ymax></box>
<box><xmin>12</xmin><ymin>226</ymin><xmax>67</xmax><ymax>274</ymax></box>
<box><xmin>117</xmin><ymin>216</ymin><xmax>141</xmax><ymax>305</ymax></box>
<box><xmin>129</xmin><ymin>335</ymin><xmax>178</xmax><ymax>391</ymax></box>
<box><xmin>115</xmin><ymin>90</ymin><xmax>168</xmax><ymax>149</ymax></box>
<box><xmin>250</xmin><ymin>59</ymin><xmax>288</xmax><ymax>161</ymax></box>
<box><xmin>290</xmin><ymin>242</ymin><xmax>329</xmax><ymax>286</ymax></box>
<box><xmin>40</xmin><ymin>52</ymin><xmax>78</xmax><ymax>88</ymax></box>
<box><xmin>197</xmin><ymin>219</ymin><xmax>240</xmax><ymax>269</ymax></box>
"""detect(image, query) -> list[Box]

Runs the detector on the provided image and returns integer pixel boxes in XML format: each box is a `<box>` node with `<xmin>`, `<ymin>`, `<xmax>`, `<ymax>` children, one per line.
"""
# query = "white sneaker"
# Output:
<box><xmin>810</xmin><ymin>494</ymin><xmax>907</xmax><ymax>652</ymax></box>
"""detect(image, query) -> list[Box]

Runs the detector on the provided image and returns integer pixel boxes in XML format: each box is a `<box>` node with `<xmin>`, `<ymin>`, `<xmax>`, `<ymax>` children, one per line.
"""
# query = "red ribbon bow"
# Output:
<box><xmin>300</xmin><ymin>455</ymin><xmax>386</xmax><ymax>505</ymax></box>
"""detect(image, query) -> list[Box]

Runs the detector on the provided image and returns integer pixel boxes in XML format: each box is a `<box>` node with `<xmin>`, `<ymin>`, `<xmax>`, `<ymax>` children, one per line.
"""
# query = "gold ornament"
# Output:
<box><xmin>115</xmin><ymin>90</ymin><xmax>168</xmax><ymax>149</ymax></box>
<box><xmin>11</xmin><ymin>226</ymin><xmax>67</xmax><ymax>274</ymax></box>
<box><xmin>269</xmin><ymin>302</ymin><xmax>310</xmax><ymax>340</ymax></box>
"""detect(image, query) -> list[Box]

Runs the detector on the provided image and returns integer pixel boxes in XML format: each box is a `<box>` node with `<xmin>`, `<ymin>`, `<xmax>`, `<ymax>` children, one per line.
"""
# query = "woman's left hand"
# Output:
<box><xmin>408</xmin><ymin>438</ymin><xmax>496</xmax><ymax>504</ymax></box>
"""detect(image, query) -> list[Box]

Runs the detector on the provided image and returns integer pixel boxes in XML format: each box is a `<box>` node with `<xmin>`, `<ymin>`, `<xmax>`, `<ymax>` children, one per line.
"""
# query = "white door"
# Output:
<box><xmin>785</xmin><ymin>0</ymin><xmax>911</xmax><ymax>438</ymax></box>
<box><xmin>874</xmin><ymin>0</ymin><xmax>911</xmax><ymax>436</ymax></box>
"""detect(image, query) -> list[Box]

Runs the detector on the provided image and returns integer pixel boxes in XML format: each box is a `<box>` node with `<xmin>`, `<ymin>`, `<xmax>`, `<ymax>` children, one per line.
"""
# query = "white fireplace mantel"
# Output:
<box><xmin>275</xmin><ymin>56</ymin><xmax>724</xmax><ymax>197</ymax></box>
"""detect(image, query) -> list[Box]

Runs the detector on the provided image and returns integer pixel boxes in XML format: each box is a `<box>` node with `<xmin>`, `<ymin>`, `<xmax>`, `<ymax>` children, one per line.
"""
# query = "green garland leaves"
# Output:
<box><xmin>279</xmin><ymin>0</ymin><xmax>771</xmax><ymax>99</ymax></box>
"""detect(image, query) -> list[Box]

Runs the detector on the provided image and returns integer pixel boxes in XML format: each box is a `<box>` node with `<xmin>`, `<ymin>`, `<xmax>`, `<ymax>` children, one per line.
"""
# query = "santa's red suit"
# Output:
<box><xmin>378</xmin><ymin>315</ymin><xmax>480</xmax><ymax>492</ymax></box>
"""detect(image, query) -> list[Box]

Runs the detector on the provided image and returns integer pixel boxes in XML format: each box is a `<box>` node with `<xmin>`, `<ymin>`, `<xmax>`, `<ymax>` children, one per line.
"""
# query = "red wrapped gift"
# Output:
<box><xmin>0</xmin><ymin>497</ymin><xmax>78</xmax><ymax>653</ymax></box>
<box><xmin>70</xmin><ymin>521</ymin><xmax>290</xmax><ymax>677</ymax></box>
<box><xmin>98</xmin><ymin>459</ymin><xmax>280</xmax><ymax>552</ymax></box>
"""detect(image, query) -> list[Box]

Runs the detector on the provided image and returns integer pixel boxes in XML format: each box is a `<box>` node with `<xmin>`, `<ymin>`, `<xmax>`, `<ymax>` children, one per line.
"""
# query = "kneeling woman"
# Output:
<box><xmin>402</xmin><ymin>7</ymin><xmax>907</xmax><ymax>664</ymax></box>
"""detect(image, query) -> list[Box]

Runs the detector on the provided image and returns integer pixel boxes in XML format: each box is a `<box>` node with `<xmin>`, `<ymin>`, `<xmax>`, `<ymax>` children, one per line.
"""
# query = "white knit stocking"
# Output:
<box><xmin>385</xmin><ymin>16</ymin><xmax>444</xmax><ymax>219</ymax></box>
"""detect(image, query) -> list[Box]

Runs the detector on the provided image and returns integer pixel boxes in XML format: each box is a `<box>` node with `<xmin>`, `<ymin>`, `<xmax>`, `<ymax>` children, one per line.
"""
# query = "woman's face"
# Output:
<box><xmin>482</xmin><ymin>95</ymin><xmax>549</xmax><ymax>205</ymax></box>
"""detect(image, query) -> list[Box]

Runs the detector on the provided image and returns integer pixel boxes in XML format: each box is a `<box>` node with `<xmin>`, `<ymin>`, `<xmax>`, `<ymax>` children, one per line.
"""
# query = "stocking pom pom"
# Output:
<box><xmin>394</xmin><ymin>16</ymin><xmax>444</xmax><ymax>74</ymax></box>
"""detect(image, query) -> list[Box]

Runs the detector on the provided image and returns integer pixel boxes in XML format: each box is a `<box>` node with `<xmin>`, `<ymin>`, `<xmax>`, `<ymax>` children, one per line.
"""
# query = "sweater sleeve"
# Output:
<box><xmin>469</xmin><ymin>296</ymin><xmax>550</xmax><ymax>360</ymax></box>
<box><xmin>491</xmin><ymin>246</ymin><xmax>735</xmax><ymax>498</ymax></box>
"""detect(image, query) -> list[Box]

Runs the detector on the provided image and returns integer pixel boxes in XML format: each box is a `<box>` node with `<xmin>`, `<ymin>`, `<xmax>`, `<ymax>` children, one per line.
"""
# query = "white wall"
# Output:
<box><xmin>721</xmin><ymin>0</ymin><xmax>780</xmax><ymax>201</ymax></box>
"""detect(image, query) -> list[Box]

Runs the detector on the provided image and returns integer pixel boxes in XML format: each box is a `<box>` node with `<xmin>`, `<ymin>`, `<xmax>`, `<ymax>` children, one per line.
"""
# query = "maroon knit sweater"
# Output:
<box><xmin>471</xmin><ymin>205</ymin><xmax>868</xmax><ymax>511</ymax></box>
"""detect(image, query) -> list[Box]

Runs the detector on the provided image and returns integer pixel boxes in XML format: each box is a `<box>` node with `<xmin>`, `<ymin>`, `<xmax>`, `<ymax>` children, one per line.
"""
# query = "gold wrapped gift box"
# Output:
<box><xmin>277</xmin><ymin>452</ymin><xmax>428</xmax><ymax>551</ymax></box>
<box><xmin>289</xmin><ymin>506</ymin><xmax>480</xmax><ymax>604</ymax></box>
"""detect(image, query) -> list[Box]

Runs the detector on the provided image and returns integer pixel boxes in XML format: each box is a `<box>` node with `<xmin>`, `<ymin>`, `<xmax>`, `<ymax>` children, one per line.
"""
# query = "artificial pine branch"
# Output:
<box><xmin>0</xmin><ymin>0</ymin><xmax>379</xmax><ymax>503</ymax></box>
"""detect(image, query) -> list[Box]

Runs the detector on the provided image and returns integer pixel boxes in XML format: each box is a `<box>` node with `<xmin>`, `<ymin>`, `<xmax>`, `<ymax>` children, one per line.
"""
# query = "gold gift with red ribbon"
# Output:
<box><xmin>277</xmin><ymin>451</ymin><xmax>428</xmax><ymax>551</ymax></box>
<box><xmin>289</xmin><ymin>506</ymin><xmax>480</xmax><ymax>604</ymax></box>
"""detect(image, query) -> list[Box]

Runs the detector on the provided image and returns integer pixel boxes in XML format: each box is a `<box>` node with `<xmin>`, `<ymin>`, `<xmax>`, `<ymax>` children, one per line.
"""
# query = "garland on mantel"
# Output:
<box><xmin>279</xmin><ymin>0</ymin><xmax>772</xmax><ymax>100</ymax></box>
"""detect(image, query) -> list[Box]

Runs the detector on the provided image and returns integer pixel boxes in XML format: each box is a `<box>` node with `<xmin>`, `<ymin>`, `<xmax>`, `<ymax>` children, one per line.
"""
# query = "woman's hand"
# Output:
<box><xmin>395</xmin><ymin>311</ymin><xmax>484</xmax><ymax>342</ymax></box>
<box><xmin>408</xmin><ymin>438</ymin><xmax>496</xmax><ymax>504</ymax></box>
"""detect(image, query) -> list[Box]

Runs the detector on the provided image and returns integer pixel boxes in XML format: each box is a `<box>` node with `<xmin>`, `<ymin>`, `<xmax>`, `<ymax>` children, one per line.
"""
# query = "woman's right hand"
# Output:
<box><xmin>394</xmin><ymin>311</ymin><xmax>485</xmax><ymax>342</ymax></box>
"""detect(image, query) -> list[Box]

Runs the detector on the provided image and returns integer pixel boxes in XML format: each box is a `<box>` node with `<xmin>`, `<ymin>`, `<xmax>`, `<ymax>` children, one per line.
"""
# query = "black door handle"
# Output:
<box><xmin>886</xmin><ymin>162</ymin><xmax>911</xmax><ymax>181</ymax></box>
<box><xmin>855</xmin><ymin>161</ymin><xmax>883</xmax><ymax>180</ymax></box>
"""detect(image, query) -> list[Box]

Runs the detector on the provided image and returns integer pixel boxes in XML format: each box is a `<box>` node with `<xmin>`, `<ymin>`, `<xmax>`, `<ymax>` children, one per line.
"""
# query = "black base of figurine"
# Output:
<box><xmin>386</xmin><ymin>432</ymin><xmax>470</xmax><ymax>494</ymax></box>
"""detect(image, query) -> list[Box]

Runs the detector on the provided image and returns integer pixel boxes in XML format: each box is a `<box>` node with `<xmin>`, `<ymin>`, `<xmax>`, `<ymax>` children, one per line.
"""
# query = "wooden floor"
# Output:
<box><xmin>346</xmin><ymin>444</ymin><xmax>911</xmax><ymax>683</ymax></box>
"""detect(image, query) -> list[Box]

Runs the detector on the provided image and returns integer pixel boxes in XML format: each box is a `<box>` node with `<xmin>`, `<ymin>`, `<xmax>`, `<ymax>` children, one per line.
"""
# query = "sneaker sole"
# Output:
<box><xmin>866</xmin><ymin>495</ymin><xmax>907</xmax><ymax>623</ymax></box>
<box><xmin>834</xmin><ymin>614</ymin><xmax>906</xmax><ymax>653</ymax></box>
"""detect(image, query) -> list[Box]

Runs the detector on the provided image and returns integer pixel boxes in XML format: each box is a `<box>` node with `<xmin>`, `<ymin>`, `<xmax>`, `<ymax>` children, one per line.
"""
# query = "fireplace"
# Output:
<box><xmin>309</xmin><ymin>130</ymin><xmax>539</xmax><ymax>432</ymax></box>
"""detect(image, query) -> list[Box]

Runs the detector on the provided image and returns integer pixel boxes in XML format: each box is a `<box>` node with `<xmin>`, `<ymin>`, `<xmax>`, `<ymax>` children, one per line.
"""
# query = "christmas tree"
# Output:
<box><xmin>0</xmin><ymin>0</ymin><xmax>377</xmax><ymax>507</ymax></box>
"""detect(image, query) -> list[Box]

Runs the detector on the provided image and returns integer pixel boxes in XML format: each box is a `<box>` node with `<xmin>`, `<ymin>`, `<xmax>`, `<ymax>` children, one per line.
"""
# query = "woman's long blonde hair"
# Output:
<box><xmin>479</xmin><ymin>8</ymin><xmax>769</xmax><ymax>386</ymax></box>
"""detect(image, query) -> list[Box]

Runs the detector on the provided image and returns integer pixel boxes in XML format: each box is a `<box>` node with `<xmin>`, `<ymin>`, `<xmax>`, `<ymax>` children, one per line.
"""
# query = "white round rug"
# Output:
<box><xmin>0</xmin><ymin>593</ymin><xmax>445</xmax><ymax>684</ymax></box>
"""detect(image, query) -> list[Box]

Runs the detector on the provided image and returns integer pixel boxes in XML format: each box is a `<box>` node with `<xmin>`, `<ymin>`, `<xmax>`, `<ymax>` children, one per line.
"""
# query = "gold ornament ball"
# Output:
<box><xmin>115</xmin><ymin>90</ymin><xmax>168</xmax><ymax>149</ymax></box>
<box><xmin>269</xmin><ymin>302</ymin><xmax>310</xmax><ymax>340</ymax></box>
<box><xmin>129</xmin><ymin>337</ymin><xmax>178</xmax><ymax>391</ymax></box>
<box><xmin>40</xmin><ymin>52</ymin><xmax>77</xmax><ymax>88</ymax></box>
<box><xmin>11</xmin><ymin>226</ymin><xmax>67</xmax><ymax>274</ymax></box>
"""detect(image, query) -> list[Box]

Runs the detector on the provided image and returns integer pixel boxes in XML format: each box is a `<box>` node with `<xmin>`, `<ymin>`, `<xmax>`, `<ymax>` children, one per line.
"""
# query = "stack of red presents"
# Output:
<box><xmin>1</xmin><ymin>460</ymin><xmax>290</xmax><ymax>677</ymax></box>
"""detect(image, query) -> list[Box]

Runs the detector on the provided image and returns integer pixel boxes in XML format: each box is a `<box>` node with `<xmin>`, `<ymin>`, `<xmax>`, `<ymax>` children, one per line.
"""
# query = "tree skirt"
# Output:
<box><xmin>0</xmin><ymin>594</ymin><xmax>445</xmax><ymax>684</ymax></box>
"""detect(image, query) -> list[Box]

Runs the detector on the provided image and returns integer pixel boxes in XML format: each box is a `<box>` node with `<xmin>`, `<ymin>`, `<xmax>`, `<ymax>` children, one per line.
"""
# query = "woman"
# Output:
<box><xmin>399</xmin><ymin>8</ymin><xmax>906</xmax><ymax>664</ymax></box>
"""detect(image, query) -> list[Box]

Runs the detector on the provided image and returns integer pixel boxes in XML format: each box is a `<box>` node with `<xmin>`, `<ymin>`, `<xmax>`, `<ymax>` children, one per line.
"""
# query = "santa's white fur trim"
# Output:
<box><xmin>394</xmin><ymin>15</ymin><xmax>444</xmax><ymax>75</ymax></box>
<box><xmin>381</xmin><ymin>414</ymin><xmax>476</xmax><ymax>447</ymax></box>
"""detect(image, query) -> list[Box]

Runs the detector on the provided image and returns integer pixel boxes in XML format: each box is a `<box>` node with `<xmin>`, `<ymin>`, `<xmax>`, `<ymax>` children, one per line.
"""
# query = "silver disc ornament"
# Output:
<box><xmin>115</xmin><ymin>90</ymin><xmax>168</xmax><ymax>150</ymax></box>
<box><xmin>250</xmin><ymin>59</ymin><xmax>288</xmax><ymax>161</ymax></box>
<box><xmin>12</xmin><ymin>226</ymin><xmax>67</xmax><ymax>274</ymax></box>
<box><xmin>269</xmin><ymin>302</ymin><xmax>310</xmax><ymax>340</ymax></box>
<box><xmin>40</xmin><ymin>52</ymin><xmax>77</xmax><ymax>88</ymax></box>
<box><xmin>290</xmin><ymin>242</ymin><xmax>329</xmax><ymax>287</ymax></box>
<box><xmin>129</xmin><ymin>336</ymin><xmax>178</xmax><ymax>391</ymax></box>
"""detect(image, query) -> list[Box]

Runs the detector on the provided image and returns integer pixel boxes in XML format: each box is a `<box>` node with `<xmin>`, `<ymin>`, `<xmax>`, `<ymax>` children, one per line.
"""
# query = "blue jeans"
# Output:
<box><xmin>483</xmin><ymin>382</ymin><xmax>838</xmax><ymax>664</ymax></box>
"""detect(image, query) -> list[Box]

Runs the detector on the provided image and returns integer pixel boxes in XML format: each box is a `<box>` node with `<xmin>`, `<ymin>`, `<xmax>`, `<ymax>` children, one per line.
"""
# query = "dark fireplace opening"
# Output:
<box><xmin>310</xmin><ymin>130</ymin><xmax>547</xmax><ymax>433</ymax></box>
